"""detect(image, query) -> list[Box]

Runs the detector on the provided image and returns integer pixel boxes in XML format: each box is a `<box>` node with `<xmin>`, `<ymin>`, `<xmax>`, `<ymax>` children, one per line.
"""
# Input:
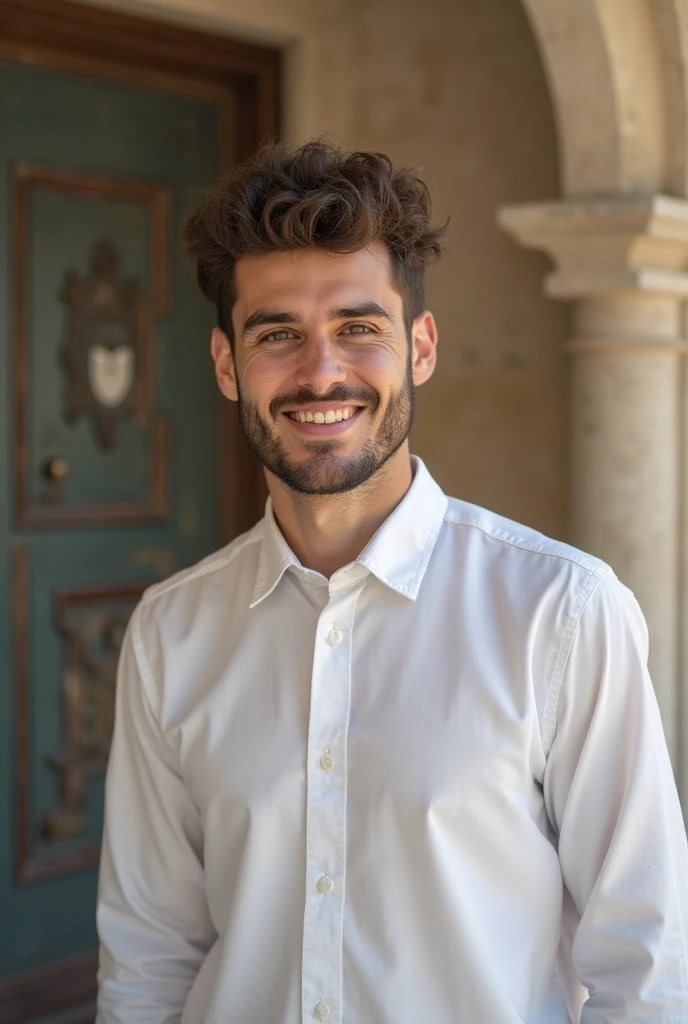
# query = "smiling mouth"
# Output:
<box><xmin>285</xmin><ymin>405</ymin><xmax>362</xmax><ymax>424</ymax></box>
<box><xmin>282</xmin><ymin>404</ymin><xmax>366</xmax><ymax>434</ymax></box>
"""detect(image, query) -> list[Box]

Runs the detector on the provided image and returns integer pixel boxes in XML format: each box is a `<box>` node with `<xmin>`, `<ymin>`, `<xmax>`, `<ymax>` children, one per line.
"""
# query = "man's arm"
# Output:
<box><xmin>544</xmin><ymin>572</ymin><xmax>688</xmax><ymax>1022</ymax></box>
<box><xmin>97</xmin><ymin>605</ymin><xmax>215</xmax><ymax>1023</ymax></box>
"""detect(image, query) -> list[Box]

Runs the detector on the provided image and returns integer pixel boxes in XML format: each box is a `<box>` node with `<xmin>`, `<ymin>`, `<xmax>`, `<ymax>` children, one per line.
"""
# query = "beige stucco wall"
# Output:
<box><xmin>91</xmin><ymin>0</ymin><xmax>568</xmax><ymax>538</ymax></box>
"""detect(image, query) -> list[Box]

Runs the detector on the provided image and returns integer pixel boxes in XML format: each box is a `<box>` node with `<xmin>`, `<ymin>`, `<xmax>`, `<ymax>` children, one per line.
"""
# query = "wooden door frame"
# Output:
<box><xmin>0</xmin><ymin>0</ymin><xmax>277</xmax><ymax>549</ymax></box>
<box><xmin>0</xmin><ymin>2</ymin><xmax>278</xmax><ymax>1019</ymax></box>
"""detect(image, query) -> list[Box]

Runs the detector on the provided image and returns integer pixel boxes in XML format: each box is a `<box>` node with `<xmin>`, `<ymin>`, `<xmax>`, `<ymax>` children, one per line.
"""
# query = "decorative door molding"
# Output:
<box><xmin>14</xmin><ymin>546</ymin><xmax>147</xmax><ymax>884</ymax></box>
<box><xmin>14</xmin><ymin>162</ymin><xmax>172</xmax><ymax>528</ymax></box>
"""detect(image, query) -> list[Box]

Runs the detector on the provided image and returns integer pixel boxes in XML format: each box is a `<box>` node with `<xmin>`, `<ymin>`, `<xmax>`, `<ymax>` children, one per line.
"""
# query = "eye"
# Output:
<box><xmin>342</xmin><ymin>323</ymin><xmax>374</xmax><ymax>336</ymax></box>
<box><xmin>261</xmin><ymin>328</ymin><xmax>296</xmax><ymax>343</ymax></box>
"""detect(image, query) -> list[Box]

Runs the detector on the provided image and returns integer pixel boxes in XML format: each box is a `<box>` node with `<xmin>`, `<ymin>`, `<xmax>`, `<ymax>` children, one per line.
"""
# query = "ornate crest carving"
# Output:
<box><xmin>59</xmin><ymin>240</ymin><xmax>144</xmax><ymax>449</ymax></box>
<box><xmin>43</xmin><ymin>609</ymin><xmax>128</xmax><ymax>841</ymax></box>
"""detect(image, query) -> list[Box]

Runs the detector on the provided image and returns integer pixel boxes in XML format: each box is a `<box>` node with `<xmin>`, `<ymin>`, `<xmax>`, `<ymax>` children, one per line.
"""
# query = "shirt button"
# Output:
<box><xmin>320</xmin><ymin>751</ymin><xmax>335</xmax><ymax>772</ymax></box>
<box><xmin>327</xmin><ymin>626</ymin><xmax>343</xmax><ymax>646</ymax></box>
<box><xmin>316</xmin><ymin>874</ymin><xmax>334</xmax><ymax>895</ymax></box>
<box><xmin>314</xmin><ymin>1001</ymin><xmax>330</xmax><ymax>1021</ymax></box>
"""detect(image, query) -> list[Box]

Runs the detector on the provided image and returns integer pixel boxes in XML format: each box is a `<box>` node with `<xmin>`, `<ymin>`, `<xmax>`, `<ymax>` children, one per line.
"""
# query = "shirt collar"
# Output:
<box><xmin>249</xmin><ymin>500</ymin><xmax>300</xmax><ymax>609</ymax></box>
<box><xmin>357</xmin><ymin>456</ymin><xmax>448</xmax><ymax>599</ymax></box>
<box><xmin>250</xmin><ymin>456</ymin><xmax>448</xmax><ymax>607</ymax></box>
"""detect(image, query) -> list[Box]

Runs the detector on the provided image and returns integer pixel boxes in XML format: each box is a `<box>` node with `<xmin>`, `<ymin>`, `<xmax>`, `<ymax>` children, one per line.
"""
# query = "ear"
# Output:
<box><xmin>211</xmin><ymin>327</ymin><xmax>238</xmax><ymax>402</ymax></box>
<box><xmin>410</xmin><ymin>311</ymin><xmax>438</xmax><ymax>387</ymax></box>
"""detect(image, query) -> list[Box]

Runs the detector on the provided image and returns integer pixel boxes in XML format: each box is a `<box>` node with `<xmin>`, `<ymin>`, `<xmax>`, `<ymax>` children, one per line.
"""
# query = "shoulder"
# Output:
<box><xmin>442</xmin><ymin>494</ymin><xmax>610</xmax><ymax>579</ymax></box>
<box><xmin>136</xmin><ymin>519</ymin><xmax>263</xmax><ymax>618</ymax></box>
<box><xmin>436</xmin><ymin>495</ymin><xmax>620</xmax><ymax>635</ymax></box>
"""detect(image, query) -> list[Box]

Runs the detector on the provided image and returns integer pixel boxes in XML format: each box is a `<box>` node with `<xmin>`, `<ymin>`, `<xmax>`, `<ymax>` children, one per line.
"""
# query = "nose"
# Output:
<box><xmin>294</xmin><ymin>334</ymin><xmax>347</xmax><ymax>394</ymax></box>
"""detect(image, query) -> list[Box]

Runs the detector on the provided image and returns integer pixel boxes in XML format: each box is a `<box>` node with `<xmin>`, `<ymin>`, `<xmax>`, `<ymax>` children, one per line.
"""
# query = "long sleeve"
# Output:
<box><xmin>544</xmin><ymin>572</ymin><xmax>688</xmax><ymax>1022</ymax></box>
<box><xmin>96</xmin><ymin>605</ymin><xmax>216</xmax><ymax>1023</ymax></box>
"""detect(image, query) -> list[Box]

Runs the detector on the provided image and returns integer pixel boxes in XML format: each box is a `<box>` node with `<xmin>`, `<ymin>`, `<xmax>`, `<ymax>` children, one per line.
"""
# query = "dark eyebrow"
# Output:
<box><xmin>241</xmin><ymin>302</ymin><xmax>393</xmax><ymax>339</ymax></box>
<box><xmin>242</xmin><ymin>310</ymin><xmax>302</xmax><ymax>337</ymax></box>
<box><xmin>329</xmin><ymin>303</ymin><xmax>393</xmax><ymax>323</ymax></box>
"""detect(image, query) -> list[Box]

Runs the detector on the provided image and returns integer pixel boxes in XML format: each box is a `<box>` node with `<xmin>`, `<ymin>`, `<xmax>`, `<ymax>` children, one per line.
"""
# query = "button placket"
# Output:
<box><xmin>301</xmin><ymin>586</ymin><xmax>359</xmax><ymax>1024</ymax></box>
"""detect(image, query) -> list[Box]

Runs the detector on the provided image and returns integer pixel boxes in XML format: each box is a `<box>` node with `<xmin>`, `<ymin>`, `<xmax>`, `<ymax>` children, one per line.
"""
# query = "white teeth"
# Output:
<box><xmin>291</xmin><ymin>407</ymin><xmax>358</xmax><ymax>423</ymax></box>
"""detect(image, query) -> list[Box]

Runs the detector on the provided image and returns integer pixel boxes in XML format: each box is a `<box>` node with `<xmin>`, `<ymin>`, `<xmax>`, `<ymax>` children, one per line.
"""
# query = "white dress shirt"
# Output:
<box><xmin>97</xmin><ymin>457</ymin><xmax>688</xmax><ymax>1023</ymax></box>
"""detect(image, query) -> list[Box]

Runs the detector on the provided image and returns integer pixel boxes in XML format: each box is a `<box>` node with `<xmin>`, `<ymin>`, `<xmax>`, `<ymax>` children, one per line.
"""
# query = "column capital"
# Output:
<box><xmin>498</xmin><ymin>194</ymin><xmax>688</xmax><ymax>299</ymax></box>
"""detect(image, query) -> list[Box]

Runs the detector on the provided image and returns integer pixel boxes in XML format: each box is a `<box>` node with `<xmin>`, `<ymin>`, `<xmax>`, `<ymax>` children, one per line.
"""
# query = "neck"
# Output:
<box><xmin>267</xmin><ymin>446</ymin><xmax>414</xmax><ymax>578</ymax></box>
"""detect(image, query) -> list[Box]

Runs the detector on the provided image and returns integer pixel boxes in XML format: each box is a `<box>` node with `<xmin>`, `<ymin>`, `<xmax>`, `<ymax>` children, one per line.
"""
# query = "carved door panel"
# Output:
<box><xmin>0</xmin><ymin>22</ymin><xmax>273</xmax><ymax>1020</ymax></box>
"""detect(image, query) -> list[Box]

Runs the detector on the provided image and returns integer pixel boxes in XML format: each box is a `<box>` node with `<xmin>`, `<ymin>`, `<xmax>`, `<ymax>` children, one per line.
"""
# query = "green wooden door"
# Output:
<box><xmin>0</xmin><ymin>59</ymin><xmax>223</xmax><ymax>1021</ymax></box>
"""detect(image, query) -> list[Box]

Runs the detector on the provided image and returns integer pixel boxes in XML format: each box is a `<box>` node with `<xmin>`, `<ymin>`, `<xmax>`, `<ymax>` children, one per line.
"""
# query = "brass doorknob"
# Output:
<box><xmin>43</xmin><ymin>457</ymin><xmax>70</xmax><ymax>481</ymax></box>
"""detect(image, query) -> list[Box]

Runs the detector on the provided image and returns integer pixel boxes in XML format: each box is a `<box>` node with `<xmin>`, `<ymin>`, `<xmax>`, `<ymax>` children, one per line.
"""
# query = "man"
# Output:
<box><xmin>97</xmin><ymin>141</ymin><xmax>688</xmax><ymax>1023</ymax></box>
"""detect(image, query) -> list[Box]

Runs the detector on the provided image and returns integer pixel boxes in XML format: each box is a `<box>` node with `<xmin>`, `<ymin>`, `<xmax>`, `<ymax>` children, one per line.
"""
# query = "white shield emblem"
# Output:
<box><xmin>88</xmin><ymin>344</ymin><xmax>135</xmax><ymax>409</ymax></box>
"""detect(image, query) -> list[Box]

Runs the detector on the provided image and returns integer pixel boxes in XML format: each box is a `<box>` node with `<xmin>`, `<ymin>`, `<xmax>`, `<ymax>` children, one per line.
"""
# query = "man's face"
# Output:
<box><xmin>212</xmin><ymin>243</ymin><xmax>437</xmax><ymax>495</ymax></box>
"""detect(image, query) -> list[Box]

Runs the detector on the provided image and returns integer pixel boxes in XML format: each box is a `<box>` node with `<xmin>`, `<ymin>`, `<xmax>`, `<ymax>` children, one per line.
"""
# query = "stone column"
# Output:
<box><xmin>498</xmin><ymin>196</ymin><xmax>688</xmax><ymax>771</ymax></box>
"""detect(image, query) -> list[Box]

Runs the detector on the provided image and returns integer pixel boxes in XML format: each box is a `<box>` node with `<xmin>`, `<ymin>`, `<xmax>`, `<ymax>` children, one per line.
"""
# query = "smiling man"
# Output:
<box><xmin>96</xmin><ymin>141</ymin><xmax>688</xmax><ymax>1024</ymax></box>
<box><xmin>224</xmin><ymin>242</ymin><xmax>426</xmax><ymax>521</ymax></box>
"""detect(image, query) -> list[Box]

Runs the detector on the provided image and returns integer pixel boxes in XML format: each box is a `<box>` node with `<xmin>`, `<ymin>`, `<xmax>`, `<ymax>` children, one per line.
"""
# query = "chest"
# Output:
<box><xmin>171</xmin><ymin>591</ymin><xmax>546</xmax><ymax>836</ymax></box>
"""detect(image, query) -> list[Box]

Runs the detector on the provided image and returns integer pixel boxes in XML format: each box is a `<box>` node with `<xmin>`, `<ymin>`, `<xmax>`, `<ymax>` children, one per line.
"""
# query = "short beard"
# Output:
<box><xmin>237</xmin><ymin>356</ymin><xmax>415</xmax><ymax>496</ymax></box>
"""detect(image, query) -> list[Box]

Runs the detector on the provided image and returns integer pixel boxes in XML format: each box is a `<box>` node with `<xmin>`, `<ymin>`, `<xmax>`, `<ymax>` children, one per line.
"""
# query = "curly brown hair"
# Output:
<box><xmin>182</xmin><ymin>139</ymin><xmax>447</xmax><ymax>349</ymax></box>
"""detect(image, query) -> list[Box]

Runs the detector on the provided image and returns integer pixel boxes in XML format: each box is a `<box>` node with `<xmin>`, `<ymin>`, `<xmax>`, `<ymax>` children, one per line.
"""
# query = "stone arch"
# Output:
<box><xmin>520</xmin><ymin>0</ymin><xmax>688</xmax><ymax>198</ymax></box>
